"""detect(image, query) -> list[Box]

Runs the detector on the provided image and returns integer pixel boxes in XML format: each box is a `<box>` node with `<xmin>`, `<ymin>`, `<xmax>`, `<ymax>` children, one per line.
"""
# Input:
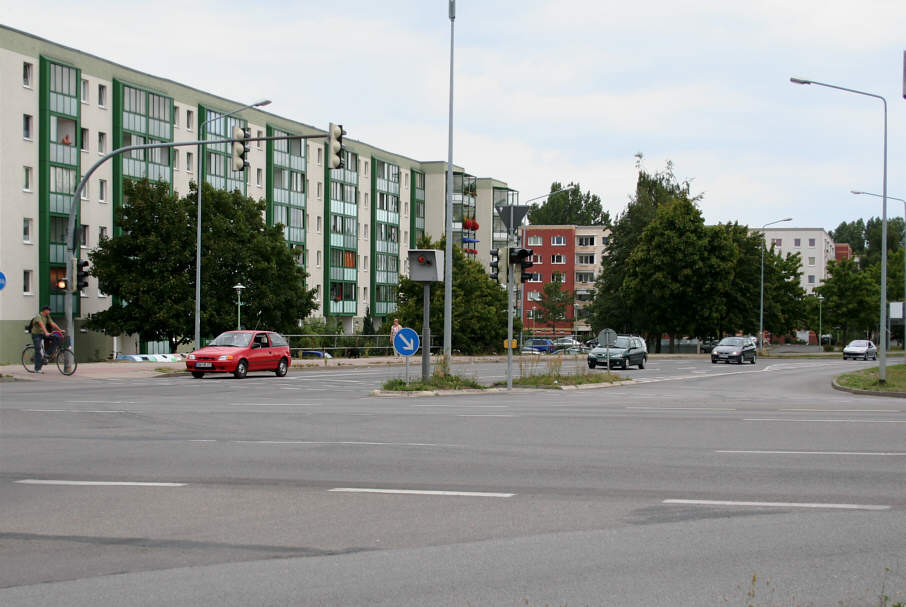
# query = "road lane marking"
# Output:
<box><xmin>233</xmin><ymin>440</ymin><xmax>453</xmax><ymax>447</ymax></box>
<box><xmin>229</xmin><ymin>403</ymin><xmax>318</xmax><ymax>406</ymax></box>
<box><xmin>744</xmin><ymin>418</ymin><xmax>906</xmax><ymax>423</ymax></box>
<box><xmin>717</xmin><ymin>450</ymin><xmax>906</xmax><ymax>456</ymax></box>
<box><xmin>456</xmin><ymin>414</ymin><xmax>515</xmax><ymax>417</ymax></box>
<box><xmin>627</xmin><ymin>407</ymin><xmax>736</xmax><ymax>411</ymax></box>
<box><xmin>330</xmin><ymin>488</ymin><xmax>514</xmax><ymax>498</ymax></box>
<box><xmin>414</xmin><ymin>405</ymin><xmax>509</xmax><ymax>408</ymax></box>
<box><xmin>663</xmin><ymin>499</ymin><xmax>889</xmax><ymax>511</ymax></box>
<box><xmin>25</xmin><ymin>409</ymin><xmax>127</xmax><ymax>413</ymax></box>
<box><xmin>780</xmin><ymin>409</ymin><xmax>902</xmax><ymax>413</ymax></box>
<box><xmin>16</xmin><ymin>480</ymin><xmax>186</xmax><ymax>487</ymax></box>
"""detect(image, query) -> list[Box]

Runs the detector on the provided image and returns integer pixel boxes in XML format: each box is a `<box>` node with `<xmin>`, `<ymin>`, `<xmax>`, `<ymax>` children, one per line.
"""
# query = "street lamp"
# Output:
<box><xmin>817</xmin><ymin>294</ymin><xmax>825</xmax><ymax>352</ymax></box>
<box><xmin>759</xmin><ymin>217</ymin><xmax>793</xmax><ymax>351</ymax></box>
<box><xmin>852</xmin><ymin>190</ymin><xmax>906</xmax><ymax>355</ymax></box>
<box><xmin>791</xmin><ymin>76</ymin><xmax>888</xmax><ymax>382</ymax></box>
<box><xmin>195</xmin><ymin>99</ymin><xmax>271</xmax><ymax>349</ymax></box>
<box><xmin>443</xmin><ymin>0</ymin><xmax>456</xmax><ymax>369</ymax></box>
<box><xmin>233</xmin><ymin>283</ymin><xmax>245</xmax><ymax>330</ymax></box>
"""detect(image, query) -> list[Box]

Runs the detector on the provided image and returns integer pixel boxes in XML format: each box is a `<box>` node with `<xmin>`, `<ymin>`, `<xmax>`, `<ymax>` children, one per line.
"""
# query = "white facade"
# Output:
<box><xmin>759</xmin><ymin>227</ymin><xmax>835</xmax><ymax>294</ymax></box>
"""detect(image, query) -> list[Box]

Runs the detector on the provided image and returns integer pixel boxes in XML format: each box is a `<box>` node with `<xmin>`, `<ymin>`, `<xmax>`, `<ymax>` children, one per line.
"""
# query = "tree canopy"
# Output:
<box><xmin>527</xmin><ymin>181</ymin><xmax>610</xmax><ymax>227</ymax></box>
<box><xmin>85</xmin><ymin>179</ymin><xmax>318</xmax><ymax>351</ymax></box>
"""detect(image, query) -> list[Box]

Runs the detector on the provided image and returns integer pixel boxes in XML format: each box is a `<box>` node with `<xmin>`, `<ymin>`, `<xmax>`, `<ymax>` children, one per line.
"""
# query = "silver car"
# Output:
<box><xmin>842</xmin><ymin>340</ymin><xmax>878</xmax><ymax>360</ymax></box>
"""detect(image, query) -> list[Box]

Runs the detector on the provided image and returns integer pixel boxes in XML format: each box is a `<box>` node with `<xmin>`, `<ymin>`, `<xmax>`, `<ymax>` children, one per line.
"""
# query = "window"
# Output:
<box><xmin>81</xmin><ymin>79</ymin><xmax>89</xmax><ymax>103</ymax></box>
<box><xmin>552</xmin><ymin>236</ymin><xmax>566</xmax><ymax>246</ymax></box>
<box><xmin>577</xmin><ymin>235</ymin><xmax>595</xmax><ymax>246</ymax></box>
<box><xmin>23</xmin><ymin>62</ymin><xmax>35</xmax><ymax>87</ymax></box>
<box><xmin>24</xmin><ymin>218</ymin><xmax>33</xmax><ymax>243</ymax></box>
<box><xmin>552</xmin><ymin>272</ymin><xmax>566</xmax><ymax>283</ymax></box>
<box><xmin>808</xmin><ymin>275</ymin><xmax>816</xmax><ymax>284</ymax></box>
<box><xmin>527</xmin><ymin>291</ymin><xmax>542</xmax><ymax>302</ymax></box>
<box><xmin>530</xmin><ymin>254</ymin><xmax>542</xmax><ymax>264</ymax></box>
<box><xmin>80</xmin><ymin>128</ymin><xmax>89</xmax><ymax>152</ymax></box>
<box><xmin>364</xmin><ymin>193</ymin><xmax>369</xmax><ymax>207</ymax></box>
<box><xmin>364</xmin><ymin>160</ymin><xmax>369</xmax><ymax>174</ymax></box>
<box><xmin>173</xmin><ymin>150</ymin><xmax>180</xmax><ymax>171</ymax></box>
<box><xmin>317</xmin><ymin>182</ymin><xmax>322</xmax><ymax>199</ymax></box>
<box><xmin>81</xmin><ymin>179</ymin><xmax>89</xmax><ymax>200</ymax></box>
<box><xmin>98</xmin><ymin>84</ymin><xmax>107</xmax><ymax>107</ymax></box>
<box><xmin>316</xmin><ymin>250</ymin><xmax>322</xmax><ymax>267</ymax></box>
<box><xmin>364</xmin><ymin>255</ymin><xmax>368</xmax><ymax>270</ymax></box>
<box><xmin>364</xmin><ymin>224</ymin><xmax>368</xmax><ymax>240</ymax></box>
<box><xmin>256</xmin><ymin>168</ymin><xmax>263</xmax><ymax>186</ymax></box>
<box><xmin>256</xmin><ymin>129</ymin><xmax>263</xmax><ymax>149</ymax></box>
<box><xmin>528</xmin><ymin>273</ymin><xmax>542</xmax><ymax>282</ymax></box>
<box><xmin>576</xmin><ymin>271</ymin><xmax>594</xmax><ymax>283</ymax></box>
<box><xmin>771</xmin><ymin>238</ymin><xmax>782</xmax><ymax>247</ymax></box>
<box><xmin>23</xmin><ymin>114</ymin><xmax>32</xmax><ymax>139</ymax></box>
<box><xmin>808</xmin><ymin>257</ymin><xmax>816</xmax><ymax>266</ymax></box>
<box><xmin>551</xmin><ymin>254</ymin><xmax>566</xmax><ymax>264</ymax></box>
<box><xmin>576</xmin><ymin>254</ymin><xmax>594</xmax><ymax>265</ymax></box>
<box><xmin>99</xmin><ymin>226</ymin><xmax>108</xmax><ymax>241</ymax></box>
<box><xmin>23</xmin><ymin>166</ymin><xmax>32</xmax><ymax>191</ymax></box>
<box><xmin>794</xmin><ymin>238</ymin><xmax>801</xmax><ymax>247</ymax></box>
<box><xmin>317</xmin><ymin>147</ymin><xmax>323</xmax><ymax>165</ymax></box>
<box><xmin>98</xmin><ymin>179</ymin><xmax>107</xmax><ymax>202</ymax></box>
<box><xmin>186</xmin><ymin>151</ymin><xmax>194</xmax><ymax>172</ymax></box>
<box><xmin>174</xmin><ymin>106</ymin><xmax>180</xmax><ymax>128</ymax></box>
<box><xmin>98</xmin><ymin>132</ymin><xmax>107</xmax><ymax>154</ymax></box>
<box><xmin>316</xmin><ymin>216</ymin><xmax>322</xmax><ymax>232</ymax></box>
<box><xmin>528</xmin><ymin>235</ymin><xmax>542</xmax><ymax>246</ymax></box>
<box><xmin>80</xmin><ymin>225</ymin><xmax>89</xmax><ymax>248</ymax></box>
<box><xmin>186</xmin><ymin>109</ymin><xmax>194</xmax><ymax>131</ymax></box>
<box><xmin>808</xmin><ymin>238</ymin><xmax>816</xmax><ymax>247</ymax></box>
<box><xmin>23</xmin><ymin>270</ymin><xmax>33</xmax><ymax>294</ymax></box>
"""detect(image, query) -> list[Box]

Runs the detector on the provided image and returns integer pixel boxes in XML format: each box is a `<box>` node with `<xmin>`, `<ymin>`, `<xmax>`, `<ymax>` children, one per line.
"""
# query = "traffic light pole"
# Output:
<box><xmin>64</xmin><ymin>132</ymin><xmax>328</xmax><ymax>356</ymax></box>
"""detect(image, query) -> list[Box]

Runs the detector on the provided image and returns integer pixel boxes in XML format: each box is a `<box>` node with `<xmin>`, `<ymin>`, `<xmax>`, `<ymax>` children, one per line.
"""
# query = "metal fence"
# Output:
<box><xmin>283</xmin><ymin>333</ymin><xmax>439</xmax><ymax>359</ymax></box>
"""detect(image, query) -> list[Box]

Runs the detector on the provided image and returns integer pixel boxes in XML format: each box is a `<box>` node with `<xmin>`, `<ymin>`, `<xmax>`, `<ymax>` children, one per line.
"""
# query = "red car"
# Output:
<box><xmin>186</xmin><ymin>330</ymin><xmax>291</xmax><ymax>379</ymax></box>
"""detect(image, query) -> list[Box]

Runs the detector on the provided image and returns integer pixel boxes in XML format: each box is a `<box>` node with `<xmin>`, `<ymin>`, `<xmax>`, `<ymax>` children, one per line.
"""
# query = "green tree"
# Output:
<box><xmin>829</xmin><ymin>219</ymin><xmax>865</xmax><ymax>255</ymax></box>
<box><xmin>862</xmin><ymin>216</ymin><xmax>905</xmax><ymax>269</ymax></box>
<box><xmin>762</xmin><ymin>248</ymin><xmax>806</xmax><ymax>338</ymax></box>
<box><xmin>533</xmin><ymin>272</ymin><xmax>575</xmax><ymax>338</ymax></box>
<box><xmin>819</xmin><ymin>258</ymin><xmax>877</xmax><ymax>343</ymax></box>
<box><xmin>395</xmin><ymin>236</ymin><xmax>514</xmax><ymax>355</ymax></box>
<box><xmin>86</xmin><ymin>180</ymin><xmax>318</xmax><ymax>351</ymax></box>
<box><xmin>527</xmin><ymin>181</ymin><xmax>610</xmax><ymax>227</ymax></box>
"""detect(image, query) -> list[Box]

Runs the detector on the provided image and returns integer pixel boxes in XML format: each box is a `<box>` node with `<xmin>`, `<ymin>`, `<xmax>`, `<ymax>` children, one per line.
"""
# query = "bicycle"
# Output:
<box><xmin>21</xmin><ymin>335</ymin><xmax>78</xmax><ymax>376</ymax></box>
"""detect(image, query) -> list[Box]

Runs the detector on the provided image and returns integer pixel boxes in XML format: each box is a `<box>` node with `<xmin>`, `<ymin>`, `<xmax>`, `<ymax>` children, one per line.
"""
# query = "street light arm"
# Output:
<box><xmin>523</xmin><ymin>184</ymin><xmax>582</xmax><ymax>206</ymax></box>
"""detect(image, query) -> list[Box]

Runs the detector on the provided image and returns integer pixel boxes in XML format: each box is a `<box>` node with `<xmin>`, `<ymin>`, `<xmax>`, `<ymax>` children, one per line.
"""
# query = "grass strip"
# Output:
<box><xmin>836</xmin><ymin>363</ymin><xmax>906</xmax><ymax>393</ymax></box>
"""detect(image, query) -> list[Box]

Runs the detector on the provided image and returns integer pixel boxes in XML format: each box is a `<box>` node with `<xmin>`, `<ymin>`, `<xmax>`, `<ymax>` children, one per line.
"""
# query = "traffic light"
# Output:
<box><xmin>75</xmin><ymin>260</ymin><xmax>90</xmax><ymax>291</ymax></box>
<box><xmin>327</xmin><ymin>122</ymin><xmax>345</xmax><ymax>169</ymax></box>
<box><xmin>55</xmin><ymin>277</ymin><xmax>69</xmax><ymax>291</ymax></box>
<box><xmin>509</xmin><ymin>248</ymin><xmax>534</xmax><ymax>283</ymax></box>
<box><xmin>489</xmin><ymin>248</ymin><xmax>500</xmax><ymax>282</ymax></box>
<box><xmin>231</xmin><ymin>125</ymin><xmax>250</xmax><ymax>171</ymax></box>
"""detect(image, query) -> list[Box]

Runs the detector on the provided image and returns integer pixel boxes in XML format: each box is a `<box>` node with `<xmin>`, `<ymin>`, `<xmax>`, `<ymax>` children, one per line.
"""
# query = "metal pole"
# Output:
<box><xmin>443</xmin><ymin>0</ymin><xmax>456</xmax><ymax>369</ymax></box>
<box><xmin>758</xmin><ymin>218</ymin><xmax>791</xmax><ymax>351</ymax></box>
<box><xmin>422</xmin><ymin>283</ymin><xmax>431</xmax><ymax>382</ymax></box>
<box><xmin>237</xmin><ymin>290</ymin><xmax>241</xmax><ymax>330</ymax></box>
<box><xmin>506</xmin><ymin>205</ymin><xmax>515</xmax><ymax>390</ymax></box>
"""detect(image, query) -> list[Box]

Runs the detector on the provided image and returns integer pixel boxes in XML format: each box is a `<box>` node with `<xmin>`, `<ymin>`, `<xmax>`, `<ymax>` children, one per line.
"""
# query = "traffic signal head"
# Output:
<box><xmin>328</xmin><ymin>122</ymin><xmax>345</xmax><ymax>169</ymax></box>
<box><xmin>55</xmin><ymin>277</ymin><xmax>69</xmax><ymax>291</ymax></box>
<box><xmin>508</xmin><ymin>248</ymin><xmax>534</xmax><ymax>283</ymax></box>
<box><xmin>76</xmin><ymin>260</ymin><xmax>90</xmax><ymax>291</ymax></box>
<box><xmin>231</xmin><ymin>125</ymin><xmax>250</xmax><ymax>172</ymax></box>
<box><xmin>489</xmin><ymin>248</ymin><xmax>500</xmax><ymax>282</ymax></box>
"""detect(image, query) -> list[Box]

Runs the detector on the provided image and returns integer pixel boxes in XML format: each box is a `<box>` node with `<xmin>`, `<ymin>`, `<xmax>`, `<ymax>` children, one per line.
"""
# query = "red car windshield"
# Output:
<box><xmin>209</xmin><ymin>332</ymin><xmax>253</xmax><ymax>347</ymax></box>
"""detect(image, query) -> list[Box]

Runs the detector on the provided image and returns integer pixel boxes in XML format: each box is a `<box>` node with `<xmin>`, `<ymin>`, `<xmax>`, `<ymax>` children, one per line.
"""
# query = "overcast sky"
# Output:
<box><xmin>5</xmin><ymin>1</ymin><xmax>905</xmax><ymax>232</ymax></box>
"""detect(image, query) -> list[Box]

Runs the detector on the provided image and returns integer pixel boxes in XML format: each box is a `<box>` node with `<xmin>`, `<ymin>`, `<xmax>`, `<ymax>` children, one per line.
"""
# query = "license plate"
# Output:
<box><xmin>719</xmin><ymin>354</ymin><xmax>728</xmax><ymax>359</ymax></box>
<box><xmin>196</xmin><ymin>362</ymin><xmax>212</xmax><ymax>368</ymax></box>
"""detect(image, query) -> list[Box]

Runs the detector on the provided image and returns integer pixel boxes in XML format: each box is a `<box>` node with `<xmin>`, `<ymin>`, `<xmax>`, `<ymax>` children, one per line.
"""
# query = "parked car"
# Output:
<box><xmin>553</xmin><ymin>336</ymin><xmax>582</xmax><ymax>348</ymax></box>
<box><xmin>710</xmin><ymin>336</ymin><xmax>756</xmax><ymax>364</ymax></box>
<box><xmin>587</xmin><ymin>335</ymin><xmax>647</xmax><ymax>370</ymax></box>
<box><xmin>186</xmin><ymin>330</ymin><xmax>291</xmax><ymax>378</ymax></box>
<box><xmin>842</xmin><ymin>340</ymin><xmax>878</xmax><ymax>360</ymax></box>
<box><xmin>699</xmin><ymin>338</ymin><xmax>719</xmax><ymax>353</ymax></box>
<box><xmin>526</xmin><ymin>338</ymin><xmax>554</xmax><ymax>353</ymax></box>
<box><xmin>552</xmin><ymin>345</ymin><xmax>591</xmax><ymax>356</ymax></box>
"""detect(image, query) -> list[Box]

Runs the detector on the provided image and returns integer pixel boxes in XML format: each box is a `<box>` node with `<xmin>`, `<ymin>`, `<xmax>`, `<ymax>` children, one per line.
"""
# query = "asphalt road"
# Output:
<box><xmin>1</xmin><ymin>357</ymin><xmax>904</xmax><ymax>606</ymax></box>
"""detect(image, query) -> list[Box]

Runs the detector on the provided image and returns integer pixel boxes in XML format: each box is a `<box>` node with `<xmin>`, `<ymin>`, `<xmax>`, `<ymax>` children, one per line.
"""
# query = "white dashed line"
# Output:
<box><xmin>330</xmin><ymin>488</ymin><xmax>514</xmax><ymax>498</ymax></box>
<box><xmin>663</xmin><ymin>498</ymin><xmax>889</xmax><ymax>511</ymax></box>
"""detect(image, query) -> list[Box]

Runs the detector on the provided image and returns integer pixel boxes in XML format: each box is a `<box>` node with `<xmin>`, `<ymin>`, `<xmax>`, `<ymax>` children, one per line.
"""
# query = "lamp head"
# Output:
<box><xmin>252</xmin><ymin>100</ymin><xmax>272</xmax><ymax>108</ymax></box>
<box><xmin>790</xmin><ymin>77</ymin><xmax>811</xmax><ymax>85</ymax></box>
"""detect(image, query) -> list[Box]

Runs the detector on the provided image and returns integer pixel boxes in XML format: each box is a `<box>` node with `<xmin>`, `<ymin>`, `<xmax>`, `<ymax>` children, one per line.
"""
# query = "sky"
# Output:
<box><xmin>4</xmin><ymin>0</ymin><xmax>905</xmax><ymax>232</ymax></box>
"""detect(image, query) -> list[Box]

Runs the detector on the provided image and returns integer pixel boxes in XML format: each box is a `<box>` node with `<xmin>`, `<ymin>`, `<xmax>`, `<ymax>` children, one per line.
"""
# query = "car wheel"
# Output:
<box><xmin>587</xmin><ymin>360</ymin><xmax>596</xmax><ymax>369</ymax></box>
<box><xmin>275</xmin><ymin>357</ymin><xmax>288</xmax><ymax>377</ymax></box>
<box><xmin>638</xmin><ymin>357</ymin><xmax>645</xmax><ymax>370</ymax></box>
<box><xmin>750</xmin><ymin>353</ymin><xmax>756</xmax><ymax>365</ymax></box>
<box><xmin>191</xmin><ymin>371</ymin><xmax>204</xmax><ymax>379</ymax></box>
<box><xmin>622</xmin><ymin>360</ymin><xmax>628</xmax><ymax>370</ymax></box>
<box><xmin>233</xmin><ymin>359</ymin><xmax>248</xmax><ymax>379</ymax></box>
<box><xmin>711</xmin><ymin>358</ymin><xmax>717</xmax><ymax>364</ymax></box>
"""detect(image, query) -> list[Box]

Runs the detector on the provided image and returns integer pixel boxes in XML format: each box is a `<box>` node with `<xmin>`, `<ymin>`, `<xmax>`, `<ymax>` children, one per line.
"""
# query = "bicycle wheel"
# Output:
<box><xmin>56</xmin><ymin>348</ymin><xmax>78</xmax><ymax>376</ymax></box>
<box><xmin>21</xmin><ymin>345</ymin><xmax>37</xmax><ymax>373</ymax></box>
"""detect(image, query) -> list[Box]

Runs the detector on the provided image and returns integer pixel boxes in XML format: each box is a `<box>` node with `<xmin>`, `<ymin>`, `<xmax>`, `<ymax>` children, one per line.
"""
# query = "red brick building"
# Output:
<box><xmin>521</xmin><ymin>226</ymin><xmax>576</xmax><ymax>337</ymax></box>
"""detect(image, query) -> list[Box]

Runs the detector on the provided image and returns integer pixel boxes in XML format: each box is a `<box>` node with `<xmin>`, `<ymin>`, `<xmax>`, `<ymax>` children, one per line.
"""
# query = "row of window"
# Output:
<box><xmin>21</xmin><ymin>217</ymin><xmax>108</xmax><ymax>246</ymax></box>
<box><xmin>527</xmin><ymin>234</ymin><xmax>608</xmax><ymax>247</ymax></box>
<box><xmin>772</xmin><ymin>237</ymin><xmax>819</xmax><ymax>248</ymax></box>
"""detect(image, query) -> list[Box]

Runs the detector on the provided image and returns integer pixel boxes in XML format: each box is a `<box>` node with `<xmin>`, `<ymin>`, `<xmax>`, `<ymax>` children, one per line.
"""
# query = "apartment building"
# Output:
<box><xmin>520</xmin><ymin>225</ymin><xmax>609</xmax><ymax>336</ymax></box>
<box><xmin>758</xmin><ymin>227</ymin><xmax>835</xmax><ymax>294</ymax></box>
<box><xmin>0</xmin><ymin>26</ymin><xmax>516</xmax><ymax>363</ymax></box>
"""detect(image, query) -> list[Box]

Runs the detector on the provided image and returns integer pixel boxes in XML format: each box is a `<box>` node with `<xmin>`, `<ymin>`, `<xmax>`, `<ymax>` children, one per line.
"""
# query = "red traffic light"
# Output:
<box><xmin>417</xmin><ymin>255</ymin><xmax>431</xmax><ymax>265</ymax></box>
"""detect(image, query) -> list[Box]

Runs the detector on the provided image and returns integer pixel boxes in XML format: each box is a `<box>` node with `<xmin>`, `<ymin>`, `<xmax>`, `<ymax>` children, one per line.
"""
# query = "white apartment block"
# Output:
<box><xmin>758</xmin><ymin>227</ymin><xmax>836</xmax><ymax>294</ymax></box>
<box><xmin>0</xmin><ymin>26</ymin><xmax>517</xmax><ymax>363</ymax></box>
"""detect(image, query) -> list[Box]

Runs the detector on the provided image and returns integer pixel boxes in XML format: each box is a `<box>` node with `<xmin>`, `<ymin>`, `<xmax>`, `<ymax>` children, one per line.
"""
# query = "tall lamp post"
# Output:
<box><xmin>759</xmin><ymin>217</ymin><xmax>793</xmax><ymax>351</ymax></box>
<box><xmin>233</xmin><ymin>283</ymin><xmax>245</xmax><ymax>330</ymax></box>
<box><xmin>442</xmin><ymin>0</ymin><xmax>456</xmax><ymax>369</ymax></box>
<box><xmin>195</xmin><ymin>99</ymin><xmax>271</xmax><ymax>350</ymax></box>
<box><xmin>852</xmin><ymin>190</ymin><xmax>906</xmax><ymax>355</ymax></box>
<box><xmin>791</xmin><ymin>76</ymin><xmax>888</xmax><ymax>382</ymax></box>
<box><xmin>817</xmin><ymin>294</ymin><xmax>824</xmax><ymax>352</ymax></box>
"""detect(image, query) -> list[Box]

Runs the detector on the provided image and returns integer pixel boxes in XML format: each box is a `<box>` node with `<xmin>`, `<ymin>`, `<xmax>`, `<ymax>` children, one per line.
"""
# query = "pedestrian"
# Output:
<box><xmin>390</xmin><ymin>318</ymin><xmax>402</xmax><ymax>358</ymax></box>
<box><xmin>30</xmin><ymin>305</ymin><xmax>64</xmax><ymax>373</ymax></box>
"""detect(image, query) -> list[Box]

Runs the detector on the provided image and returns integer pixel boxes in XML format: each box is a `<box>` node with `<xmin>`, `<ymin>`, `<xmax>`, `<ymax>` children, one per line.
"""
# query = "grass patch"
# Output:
<box><xmin>493</xmin><ymin>370</ymin><xmax>627</xmax><ymax>388</ymax></box>
<box><xmin>836</xmin><ymin>363</ymin><xmax>906</xmax><ymax>393</ymax></box>
<box><xmin>382</xmin><ymin>374</ymin><xmax>485</xmax><ymax>391</ymax></box>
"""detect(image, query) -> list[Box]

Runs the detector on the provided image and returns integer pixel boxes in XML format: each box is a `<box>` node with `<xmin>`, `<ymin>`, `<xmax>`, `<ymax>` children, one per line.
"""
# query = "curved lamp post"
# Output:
<box><xmin>817</xmin><ymin>294</ymin><xmax>824</xmax><ymax>352</ymax></box>
<box><xmin>195</xmin><ymin>99</ymin><xmax>271</xmax><ymax>349</ymax></box>
<box><xmin>233</xmin><ymin>283</ymin><xmax>245</xmax><ymax>330</ymax></box>
<box><xmin>791</xmin><ymin>76</ymin><xmax>888</xmax><ymax>382</ymax></box>
<box><xmin>759</xmin><ymin>217</ymin><xmax>792</xmax><ymax>351</ymax></box>
<box><xmin>852</xmin><ymin>190</ymin><xmax>906</xmax><ymax>356</ymax></box>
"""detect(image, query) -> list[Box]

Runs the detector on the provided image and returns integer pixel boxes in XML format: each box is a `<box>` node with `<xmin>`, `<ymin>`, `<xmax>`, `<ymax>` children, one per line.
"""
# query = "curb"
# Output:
<box><xmin>371</xmin><ymin>379</ymin><xmax>635</xmax><ymax>398</ymax></box>
<box><xmin>831</xmin><ymin>378</ymin><xmax>906</xmax><ymax>398</ymax></box>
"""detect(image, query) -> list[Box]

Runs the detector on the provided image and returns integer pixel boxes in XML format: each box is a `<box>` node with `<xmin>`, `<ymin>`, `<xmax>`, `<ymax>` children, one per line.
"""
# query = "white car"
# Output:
<box><xmin>842</xmin><ymin>340</ymin><xmax>878</xmax><ymax>360</ymax></box>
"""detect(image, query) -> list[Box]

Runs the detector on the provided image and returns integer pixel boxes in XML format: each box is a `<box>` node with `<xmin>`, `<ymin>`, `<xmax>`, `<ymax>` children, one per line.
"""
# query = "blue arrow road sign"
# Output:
<box><xmin>393</xmin><ymin>327</ymin><xmax>420</xmax><ymax>357</ymax></box>
<box><xmin>0</xmin><ymin>271</ymin><xmax>6</xmax><ymax>291</ymax></box>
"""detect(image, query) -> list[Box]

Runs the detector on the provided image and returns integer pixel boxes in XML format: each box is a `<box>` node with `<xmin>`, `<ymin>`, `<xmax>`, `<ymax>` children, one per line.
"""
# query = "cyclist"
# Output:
<box><xmin>30</xmin><ymin>305</ymin><xmax>64</xmax><ymax>373</ymax></box>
